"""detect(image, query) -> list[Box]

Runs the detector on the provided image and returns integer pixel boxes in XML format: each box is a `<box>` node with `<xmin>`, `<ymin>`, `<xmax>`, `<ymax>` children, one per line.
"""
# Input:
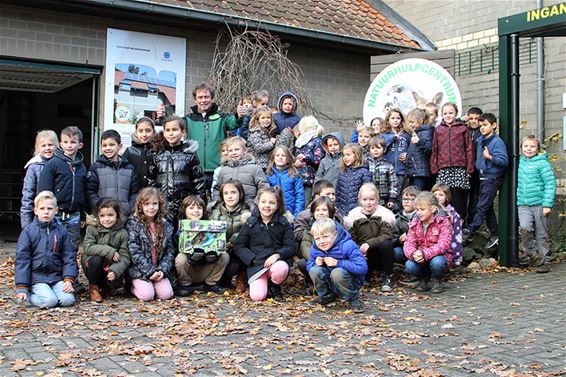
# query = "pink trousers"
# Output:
<box><xmin>249</xmin><ymin>261</ymin><xmax>289</xmax><ymax>302</ymax></box>
<box><xmin>131</xmin><ymin>278</ymin><xmax>174</xmax><ymax>301</ymax></box>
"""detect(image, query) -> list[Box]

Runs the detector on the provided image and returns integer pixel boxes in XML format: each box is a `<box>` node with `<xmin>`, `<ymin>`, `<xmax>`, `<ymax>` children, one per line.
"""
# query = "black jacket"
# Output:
<box><xmin>86</xmin><ymin>155</ymin><xmax>140</xmax><ymax>215</ymax></box>
<box><xmin>233</xmin><ymin>210</ymin><xmax>296</xmax><ymax>279</ymax></box>
<box><xmin>123</xmin><ymin>133</ymin><xmax>153</xmax><ymax>188</ymax></box>
<box><xmin>148</xmin><ymin>140</ymin><xmax>206</xmax><ymax>223</ymax></box>
<box><xmin>38</xmin><ymin>147</ymin><xmax>87</xmax><ymax>216</ymax></box>
<box><xmin>126</xmin><ymin>216</ymin><xmax>175</xmax><ymax>281</ymax></box>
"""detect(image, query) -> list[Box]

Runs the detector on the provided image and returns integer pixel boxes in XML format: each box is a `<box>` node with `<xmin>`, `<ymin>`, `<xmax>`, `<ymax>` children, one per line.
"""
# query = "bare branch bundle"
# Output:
<box><xmin>206</xmin><ymin>28</ymin><xmax>360</xmax><ymax>130</ymax></box>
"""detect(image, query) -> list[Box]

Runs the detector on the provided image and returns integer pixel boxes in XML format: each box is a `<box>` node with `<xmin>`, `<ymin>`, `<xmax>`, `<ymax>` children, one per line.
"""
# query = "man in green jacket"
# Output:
<box><xmin>184</xmin><ymin>83</ymin><xmax>240</xmax><ymax>191</ymax></box>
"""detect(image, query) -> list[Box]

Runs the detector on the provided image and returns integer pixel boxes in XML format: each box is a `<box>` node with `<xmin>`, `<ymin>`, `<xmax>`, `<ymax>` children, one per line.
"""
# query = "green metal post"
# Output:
<box><xmin>498</xmin><ymin>34</ymin><xmax>520</xmax><ymax>267</ymax></box>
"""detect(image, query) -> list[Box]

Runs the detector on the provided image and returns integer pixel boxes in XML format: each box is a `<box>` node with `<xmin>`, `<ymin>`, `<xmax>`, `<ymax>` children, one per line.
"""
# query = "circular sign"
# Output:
<box><xmin>363</xmin><ymin>58</ymin><xmax>462</xmax><ymax>125</ymax></box>
<box><xmin>115</xmin><ymin>104</ymin><xmax>132</xmax><ymax>123</ymax></box>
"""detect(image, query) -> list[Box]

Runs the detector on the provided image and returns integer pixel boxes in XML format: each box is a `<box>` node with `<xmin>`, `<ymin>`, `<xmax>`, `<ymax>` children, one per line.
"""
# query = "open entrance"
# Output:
<box><xmin>0</xmin><ymin>58</ymin><xmax>101</xmax><ymax>241</ymax></box>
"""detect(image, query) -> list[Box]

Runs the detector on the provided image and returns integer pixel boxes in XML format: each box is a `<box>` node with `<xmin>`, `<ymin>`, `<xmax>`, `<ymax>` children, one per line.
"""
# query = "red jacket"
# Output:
<box><xmin>403</xmin><ymin>215</ymin><xmax>453</xmax><ymax>266</ymax></box>
<box><xmin>430</xmin><ymin>121</ymin><xmax>474</xmax><ymax>175</ymax></box>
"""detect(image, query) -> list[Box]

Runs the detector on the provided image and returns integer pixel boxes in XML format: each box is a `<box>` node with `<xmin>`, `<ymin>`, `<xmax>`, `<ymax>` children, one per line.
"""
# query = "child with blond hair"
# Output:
<box><xmin>15</xmin><ymin>191</ymin><xmax>77</xmax><ymax>308</ymax></box>
<box><xmin>308</xmin><ymin>218</ymin><xmax>367</xmax><ymax>312</ymax></box>
<box><xmin>516</xmin><ymin>135</ymin><xmax>556</xmax><ymax>273</ymax></box>
<box><xmin>21</xmin><ymin>130</ymin><xmax>59</xmax><ymax>228</ymax></box>
<box><xmin>294</xmin><ymin>115</ymin><xmax>325</xmax><ymax>203</ymax></box>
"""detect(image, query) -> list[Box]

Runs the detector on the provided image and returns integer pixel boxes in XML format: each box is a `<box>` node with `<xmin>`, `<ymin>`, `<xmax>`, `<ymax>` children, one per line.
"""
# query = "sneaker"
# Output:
<box><xmin>430</xmin><ymin>278</ymin><xmax>444</xmax><ymax>294</ymax></box>
<box><xmin>304</xmin><ymin>283</ymin><xmax>315</xmax><ymax>297</ymax></box>
<box><xmin>310</xmin><ymin>294</ymin><xmax>336</xmax><ymax>306</ymax></box>
<box><xmin>268</xmin><ymin>283</ymin><xmax>284</xmax><ymax>301</ymax></box>
<box><xmin>415</xmin><ymin>279</ymin><xmax>429</xmax><ymax>292</ymax></box>
<box><xmin>535</xmin><ymin>263</ymin><xmax>551</xmax><ymax>273</ymax></box>
<box><xmin>529</xmin><ymin>253</ymin><xmax>544</xmax><ymax>267</ymax></box>
<box><xmin>381</xmin><ymin>274</ymin><xmax>394</xmax><ymax>292</ymax></box>
<box><xmin>485</xmin><ymin>236</ymin><xmax>499</xmax><ymax>249</ymax></box>
<box><xmin>175</xmin><ymin>285</ymin><xmax>194</xmax><ymax>297</ymax></box>
<box><xmin>399</xmin><ymin>275</ymin><xmax>419</xmax><ymax>288</ymax></box>
<box><xmin>349</xmin><ymin>299</ymin><xmax>365</xmax><ymax>313</ymax></box>
<box><xmin>462</xmin><ymin>229</ymin><xmax>472</xmax><ymax>244</ymax></box>
<box><xmin>203</xmin><ymin>283</ymin><xmax>227</xmax><ymax>294</ymax></box>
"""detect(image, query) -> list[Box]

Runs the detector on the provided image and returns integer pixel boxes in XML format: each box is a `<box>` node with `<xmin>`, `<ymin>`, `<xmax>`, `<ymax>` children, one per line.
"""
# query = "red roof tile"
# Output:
<box><xmin>151</xmin><ymin>0</ymin><xmax>420</xmax><ymax>49</ymax></box>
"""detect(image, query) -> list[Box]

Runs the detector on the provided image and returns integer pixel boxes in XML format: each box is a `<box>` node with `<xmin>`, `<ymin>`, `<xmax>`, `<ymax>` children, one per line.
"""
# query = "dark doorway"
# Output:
<box><xmin>0</xmin><ymin>60</ymin><xmax>100</xmax><ymax>241</ymax></box>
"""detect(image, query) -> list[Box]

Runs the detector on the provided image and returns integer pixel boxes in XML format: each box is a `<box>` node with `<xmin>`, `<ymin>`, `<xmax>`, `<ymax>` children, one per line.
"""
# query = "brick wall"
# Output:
<box><xmin>0</xmin><ymin>4</ymin><xmax>368</xmax><ymax>138</ymax></box>
<box><xmin>384</xmin><ymin>0</ymin><xmax>566</xmax><ymax>188</ymax></box>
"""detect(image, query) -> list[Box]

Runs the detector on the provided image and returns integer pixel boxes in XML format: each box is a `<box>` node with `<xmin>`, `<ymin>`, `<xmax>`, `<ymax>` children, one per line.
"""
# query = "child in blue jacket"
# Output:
<box><xmin>20</xmin><ymin>130</ymin><xmax>58</xmax><ymax>229</ymax></box>
<box><xmin>15</xmin><ymin>191</ymin><xmax>77</xmax><ymax>308</ymax></box>
<box><xmin>462</xmin><ymin>113</ymin><xmax>508</xmax><ymax>249</ymax></box>
<box><xmin>308</xmin><ymin>218</ymin><xmax>367</xmax><ymax>312</ymax></box>
<box><xmin>274</xmin><ymin>91</ymin><xmax>301</xmax><ymax>134</ymax></box>
<box><xmin>384</xmin><ymin>108</ymin><xmax>410</xmax><ymax>196</ymax></box>
<box><xmin>266</xmin><ymin>146</ymin><xmax>305</xmax><ymax>217</ymax></box>
<box><xmin>405</xmin><ymin>108</ymin><xmax>434</xmax><ymax>191</ymax></box>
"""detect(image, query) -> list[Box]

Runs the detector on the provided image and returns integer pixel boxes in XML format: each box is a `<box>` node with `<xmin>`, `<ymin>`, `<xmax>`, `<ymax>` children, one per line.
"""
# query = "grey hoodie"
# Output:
<box><xmin>314</xmin><ymin>131</ymin><xmax>346</xmax><ymax>186</ymax></box>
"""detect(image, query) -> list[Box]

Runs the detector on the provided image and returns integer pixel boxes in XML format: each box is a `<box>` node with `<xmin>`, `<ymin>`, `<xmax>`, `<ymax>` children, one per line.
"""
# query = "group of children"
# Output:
<box><xmin>15</xmin><ymin>86</ymin><xmax>557</xmax><ymax>312</ymax></box>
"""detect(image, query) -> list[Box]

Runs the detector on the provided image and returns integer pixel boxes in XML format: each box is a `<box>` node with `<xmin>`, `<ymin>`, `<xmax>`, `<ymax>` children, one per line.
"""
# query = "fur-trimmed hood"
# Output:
<box><xmin>85</xmin><ymin>209</ymin><xmax>127</xmax><ymax>230</ymax></box>
<box><xmin>152</xmin><ymin>133</ymin><xmax>199</xmax><ymax>154</ymax></box>
<box><xmin>130</xmin><ymin>132</ymin><xmax>153</xmax><ymax>146</ymax></box>
<box><xmin>222</xmin><ymin>153</ymin><xmax>256</xmax><ymax>167</ymax></box>
<box><xmin>24</xmin><ymin>154</ymin><xmax>44</xmax><ymax>169</ymax></box>
<box><xmin>344</xmin><ymin>205</ymin><xmax>396</xmax><ymax>229</ymax></box>
<box><xmin>277</xmin><ymin>91</ymin><xmax>298</xmax><ymax>113</ymax></box>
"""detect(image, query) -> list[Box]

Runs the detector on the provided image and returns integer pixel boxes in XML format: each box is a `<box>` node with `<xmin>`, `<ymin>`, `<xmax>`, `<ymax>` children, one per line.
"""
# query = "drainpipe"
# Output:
<box><xmin>536</xmin><ymin>0</ymin><xmax>545</xmax><ymax>142</ymax></box>
<box><xmin>509</xmin><ymin>33</ymin><xmax>520</xmax><ymax>267</ymax></box>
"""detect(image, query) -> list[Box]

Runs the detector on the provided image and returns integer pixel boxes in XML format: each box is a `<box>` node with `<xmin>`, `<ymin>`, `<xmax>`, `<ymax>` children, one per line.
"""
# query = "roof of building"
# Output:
<box><xmin>142</xmin><ymin>0</ymin><xmax>422</xmax><ymax>50</ymax></box>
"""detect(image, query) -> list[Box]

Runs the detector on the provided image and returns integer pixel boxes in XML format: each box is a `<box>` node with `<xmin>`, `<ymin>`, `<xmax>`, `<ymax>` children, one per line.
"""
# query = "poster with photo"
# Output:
<box><xmin>104</xmin><ymin>28</ymin><xmax>186</xmax><ymax>149</ymax></box>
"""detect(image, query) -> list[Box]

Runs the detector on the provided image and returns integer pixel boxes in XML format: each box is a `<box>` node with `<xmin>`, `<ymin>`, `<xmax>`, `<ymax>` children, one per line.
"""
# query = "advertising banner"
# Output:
<box><xmin>363</xmin><ymin>58</ymin><xmax>462</xmax><ymax>125</ymax></box>
<box><xmin>104</xmin><ymin>28</ymin><xmax>186</xmax><ymax>148</ymax></box>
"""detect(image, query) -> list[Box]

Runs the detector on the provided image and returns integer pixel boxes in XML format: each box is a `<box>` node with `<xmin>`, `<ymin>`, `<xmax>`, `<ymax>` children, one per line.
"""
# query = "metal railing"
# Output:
<box><xmin>455</xmin><ymin>39</ymin><xmax>535</xmax><ymax>76</ymax></box>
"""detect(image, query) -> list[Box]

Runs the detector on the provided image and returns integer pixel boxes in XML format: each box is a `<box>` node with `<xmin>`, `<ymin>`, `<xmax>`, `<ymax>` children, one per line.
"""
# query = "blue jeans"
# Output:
<box><xmin>309</xmin><ymin>266</ymin><xmax>362</xmax><ymax>302</ymax></box>
<box><xmin>410</xmin><ymin>177</ymin><xmax>429</xmax><ymax>191</ymax></box>
<box><xmin>393</xmin><ymin>246</ymin><xmax>407</xmax><ymax>264</ymax></box>
<box><xmin>56</xmin><ymin>212</ymin><xmax>81</xmax><ymax>250</ymax></box>
<box><xmin>405</xmin><ymin>255</ymin><xmax>447</xmax><ymax>279</ymax></box>
<box><xmin>28</xmin><ymin>281</ymin><xmax>75</xmax><ymax>308</ymax></box>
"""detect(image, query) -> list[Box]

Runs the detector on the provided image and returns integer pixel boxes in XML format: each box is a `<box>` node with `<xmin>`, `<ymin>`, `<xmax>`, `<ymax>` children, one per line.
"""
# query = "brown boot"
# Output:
<box><xmin>89</xmin><ymin>285</ymin><xmax>103</xmax><ymax>303</ymax></box>
<box><xmin>235</xmin><ymin>272</ymin><xmax>247</xmax><ymax>294</ymax></box>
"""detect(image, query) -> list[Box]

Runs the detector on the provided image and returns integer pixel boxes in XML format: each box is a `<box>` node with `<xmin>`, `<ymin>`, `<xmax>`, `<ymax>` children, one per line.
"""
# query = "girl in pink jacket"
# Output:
<box><xmin>404</xmin><ymin>191</ymin><xmax>453</xmax><ymax>294</ymax></box>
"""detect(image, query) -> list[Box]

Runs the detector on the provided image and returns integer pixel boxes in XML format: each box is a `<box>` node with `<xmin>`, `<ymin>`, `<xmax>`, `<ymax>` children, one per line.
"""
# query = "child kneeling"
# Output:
<box><xmin>233</xmin><ymin>187</ymin><xmax>296</xmax><ymax>301</ymax></box>
<box><xmin>403</xmin><ymin>192</ymin><xmax>453</xmax><ymax>294</ymax></box>
<box><xmin>175</xmin><ymin>196</ymin><xmax>229</xmax><ymax>296</ymax></box>
<box><xmin>15</xmin><ymin>191</ymin><xmax>77</xmax><ymax>308</ymax></box>
<box><xmin>308</xmin><ymin>218</ymin><xmax>367</xmax><ymax>312</ymax></box>
<box><xmin>82</xmin><ymin>198</ymin><xmax>130</xmax><ymax>303</ymax></box>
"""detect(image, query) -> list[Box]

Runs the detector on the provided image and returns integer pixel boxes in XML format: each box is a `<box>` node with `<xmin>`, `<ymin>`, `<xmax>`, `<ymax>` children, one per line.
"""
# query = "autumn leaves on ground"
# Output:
<box><xmin>0</xmin><ymin>253</ymin><xmax>564</xmax><ymax>376</ymax></box>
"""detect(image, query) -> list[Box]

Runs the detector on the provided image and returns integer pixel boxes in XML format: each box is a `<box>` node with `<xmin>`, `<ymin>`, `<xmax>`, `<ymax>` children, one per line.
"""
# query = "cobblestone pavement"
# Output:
<box><xmin>0</xmin><ymin>242</ymin><xmax>564</xmax><ymax>377</ymax></box>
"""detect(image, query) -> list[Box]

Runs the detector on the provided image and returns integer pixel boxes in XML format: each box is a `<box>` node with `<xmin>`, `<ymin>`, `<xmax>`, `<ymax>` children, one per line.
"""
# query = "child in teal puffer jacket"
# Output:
<box><xmin>517</xmin><ymin>135</ymin><xmax>556</xmax><ymax>272</ymax></box>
